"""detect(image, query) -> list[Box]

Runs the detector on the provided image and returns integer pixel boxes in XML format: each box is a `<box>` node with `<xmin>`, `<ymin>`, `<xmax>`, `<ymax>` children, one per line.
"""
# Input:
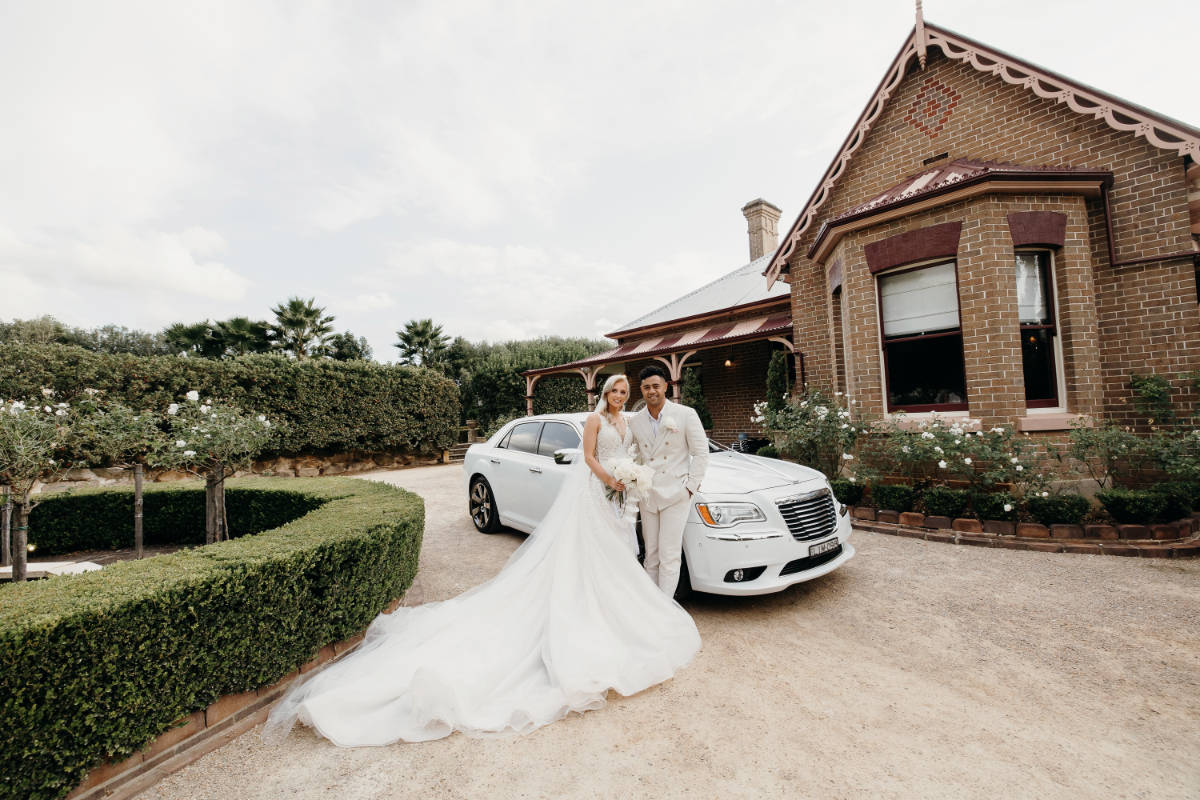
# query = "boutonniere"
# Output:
<box><xmin>663</xmin><ymin>416</ymin><xmax>681</xmax><ymax>434</ymax></box>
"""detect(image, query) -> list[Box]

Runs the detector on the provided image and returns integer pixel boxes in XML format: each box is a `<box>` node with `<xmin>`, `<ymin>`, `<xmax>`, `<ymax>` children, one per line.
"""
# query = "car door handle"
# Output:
<box><xmin>489</xmin><ymin>458</ymin><xmax>501</xmax><ymax>464</ymax></box>
<box><xmin>528</xmin><ymin>466</ymin><xmax>542</xmax><ymax>474</ymax></box>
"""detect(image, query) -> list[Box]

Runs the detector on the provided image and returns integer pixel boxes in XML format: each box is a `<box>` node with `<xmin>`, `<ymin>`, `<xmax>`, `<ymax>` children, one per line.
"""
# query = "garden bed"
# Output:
<box><xmin>0</xmin><ymin>477</ymin><xmax>424</xmax><ymax>800</ymax></box>
<box><xmin>850</xmin><ymin>506</ymin><xmax>1200</xmax><ymax>557</ymax></box>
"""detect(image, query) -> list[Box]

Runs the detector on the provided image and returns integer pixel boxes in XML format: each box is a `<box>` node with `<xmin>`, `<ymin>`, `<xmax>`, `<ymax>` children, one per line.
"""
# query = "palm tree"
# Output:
<box><xmin>270</xmin><ymin>297</ymin><xmax>335</xmax><ymax>360</ymax></box>
<box><xmin>163</xmin><ymin>321</ymin><xmax>225</xmax><ymax>358</ymax></box>
<box><xmin>394</xmin><ymin>319</ymin><xmax>450</xmax><ymax>369</ymax></box>
<box><xmin>321</xmin><ymin>331</ymin><xmax>373</xmax><ymax>361</ymax></box>
<box><xmin>214</xmin><ymin>317</ymin><xmax>274</xmax><ymax>356</ymax></box>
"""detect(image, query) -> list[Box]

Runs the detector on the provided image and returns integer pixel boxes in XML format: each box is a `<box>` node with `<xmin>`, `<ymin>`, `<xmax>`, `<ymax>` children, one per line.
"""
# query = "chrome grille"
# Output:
<box><xmin>776</xmin><ymin>489</ymin><xmax>837</xmax><ymax>541</ymax></box>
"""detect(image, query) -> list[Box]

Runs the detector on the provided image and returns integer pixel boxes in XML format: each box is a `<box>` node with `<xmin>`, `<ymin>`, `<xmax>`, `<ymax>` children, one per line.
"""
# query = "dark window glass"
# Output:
<box><xmin>878</xmin><ymin>261</ymin><xmax>967</xmax><ymax>412</ymax></box>
<box><xmin>506</xmin><ymin>422</ymin><xmax>542</xmax><ymax>454</ymax></box>
<box><xmin>537</xmin><ymin>422</ymin><xmax>581</xmax><ymax>457</ymax></box>
<box><xmin>1016</xmin><ymin>252</ymin><xmax>1059</xmax><ymax>406</ymax></box>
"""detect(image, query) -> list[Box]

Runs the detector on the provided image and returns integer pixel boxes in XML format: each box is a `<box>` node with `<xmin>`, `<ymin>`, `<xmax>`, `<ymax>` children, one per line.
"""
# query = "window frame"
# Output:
<box><xmin>501</xmin><ymin>421</ymin><xmax>543</xmax><ymax>454</ymax></box>
<box><xmin>536</xmin><ymin>421</ymin><xmax>582</xmax><ymax>458</ymax></box>
<box><xmin>1016</xmin><ymin>249</ymin><xmax>1065</xmax><ymax>410</ymax></box>
<box><xmin>876</xmin><ymin>258</ymin><xmax>969</xmax><ymax>414</ymax></box>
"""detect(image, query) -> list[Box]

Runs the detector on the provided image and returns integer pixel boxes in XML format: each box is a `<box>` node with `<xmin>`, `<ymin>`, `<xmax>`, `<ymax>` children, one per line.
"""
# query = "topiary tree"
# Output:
<box><xmin>0</xmin><ymin>393</ymin><xmax>74</xmax><ymax>581</ymax></box>
<box><xmin>158</xmin><ymin>392</ymin><xmax>277</xmax><ymax>544</ymax></box>
<box><xmin>70</xmin><ymin>396</ymin><xmax>169</xmax><ymax>559</ymax></box>
<box><xmin>766</xmin><ymin>350</ymin><xmax>789</xmax><ymax>412</ymax></box>
<box><xmin>680</xmin><ymin>367</ymin><xmax>713</xmax><ymax>430</ymax></box>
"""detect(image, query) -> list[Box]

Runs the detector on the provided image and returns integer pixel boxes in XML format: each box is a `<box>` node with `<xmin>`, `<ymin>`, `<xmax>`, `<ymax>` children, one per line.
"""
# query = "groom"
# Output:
<box><xmin>630</xmin><ymin>365</ymin><xmax>709</xmax><ymax>596</ymax></box>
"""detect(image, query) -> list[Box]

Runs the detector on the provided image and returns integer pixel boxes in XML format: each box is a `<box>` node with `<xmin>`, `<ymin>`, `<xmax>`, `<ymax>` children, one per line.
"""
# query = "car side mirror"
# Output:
<box><xmin>554</xmin><ymin>448</ymin><xmax>582</xmax><ymax>465</ymax></box>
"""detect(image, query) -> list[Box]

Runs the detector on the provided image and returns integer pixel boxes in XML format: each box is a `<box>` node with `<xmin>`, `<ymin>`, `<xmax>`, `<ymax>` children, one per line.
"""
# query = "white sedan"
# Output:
<box><xmin>464</xmin><ymin>413</ymin><xmax>855</xmax><ymax>597</ymax></box>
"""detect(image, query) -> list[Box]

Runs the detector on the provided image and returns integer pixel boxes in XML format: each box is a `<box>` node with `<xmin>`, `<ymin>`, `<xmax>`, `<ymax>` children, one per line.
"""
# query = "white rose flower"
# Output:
<box><xmin>55</xmin><ymin>409</ymin><xmax>67</xmax><ymax>417</ymax></box>
<box><xmin>848</xmin><ymin>476</ymin><xmax>856</xmax><ymax>482</ymax></box>
<box><xmin>963</xmin><ymin>457</ymin><xmax>972</xmax><ymax>465</ymax></box>
<box><xmin>175</xmin><ymin>440</ymin><xmax>187</xmax><ymax>448</ymax></box>
<box><xmin>901</xmin><ymin>445</ymin><xmax>910</xmax><ymax>453</ymax></box>
<box><xmin>1015</xmin><ymin>465</ymin><xmax>1024</xmax><ymax>472</ymax></box>
<box><xmin>41</xmin><ymin>388</ymin><xmax>54</xmax><ymax>397</ymax></box>
<box><xmin>186</xmin><ymin>390</ymin><xmax>200</xmax><ymax>402</ymax></box>
<box><xmin>842</xmin><ymin>453</ymin><xmax>854</xmax><ymax>460</ymax></box>
<box><xmin>1003</xmin><ymin>503</ymin><xmax>1014</xmax><ymax>512</ymax></box>
<box><xmin>938</xmin><ymin>460</ymin><xmax>947</xmax><ymax>469</ymax></box>
<box><xmin>1010</xmin><ymin>457</ymin><xmax>1019</xmax><ymax>464</ymax></box>
<box><xmin>183</xmin><ymin>450</ymin><xmax>196</xmax><ymax>457</ymax></box>
<box><xmin>43</xmin><ymin>405</ymin><xmax>53</xmax><ymax>413</ymax></box>
<box><xmin>168</xmin><ymin>403</ymin><xmax>180</xmax><ymax>415</ymax></box>
<box><xmin>934</xmin><ymin>446</ymin><xmax>943</xmax><ymax>454</ymax></box>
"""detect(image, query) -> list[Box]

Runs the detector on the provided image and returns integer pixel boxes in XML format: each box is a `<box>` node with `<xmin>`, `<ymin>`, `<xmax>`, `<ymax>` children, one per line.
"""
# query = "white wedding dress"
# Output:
<box><xmin>263</xmin><ymin>414</ymin><xmax>700</xmax><ymax>746</ymax></box>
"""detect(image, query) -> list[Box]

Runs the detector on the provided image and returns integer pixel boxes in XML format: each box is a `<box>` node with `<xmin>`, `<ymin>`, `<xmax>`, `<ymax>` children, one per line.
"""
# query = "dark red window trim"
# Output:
<box><xmin>1017</xmin><ymin>250</ymin><xmax>1061</xmax><ymax>408</ymax></box>
<box><xmin>864</xmin><ymin>221</ymin><xmax>963</xmax><ymax>275</ymax></box>
<box><xmin>1008</xmin><ymin>212</ymin><xmax>1067</xmax><ymax>248</ymax></box>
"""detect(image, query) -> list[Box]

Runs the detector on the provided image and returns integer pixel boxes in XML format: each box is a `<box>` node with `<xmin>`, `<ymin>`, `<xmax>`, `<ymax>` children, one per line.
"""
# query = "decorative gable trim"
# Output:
<box><xmin>765</xmin><ymin>22</ymin><xmax>1200</xmax><ymax>287</ymax></box>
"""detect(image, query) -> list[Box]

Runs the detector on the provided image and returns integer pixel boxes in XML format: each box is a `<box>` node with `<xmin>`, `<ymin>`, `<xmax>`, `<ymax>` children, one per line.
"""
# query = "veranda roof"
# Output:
<box><xmin>524</xmin><ymin>311</ymin><xmax>792</xmax><ymax>377</ymax></box>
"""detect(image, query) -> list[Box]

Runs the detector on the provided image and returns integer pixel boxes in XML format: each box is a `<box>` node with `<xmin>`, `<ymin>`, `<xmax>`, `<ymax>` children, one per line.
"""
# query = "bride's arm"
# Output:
<box><xmin>583</xmin><ymin>413</ymin><xmax>625</xmax><ymax>491</ymax></box>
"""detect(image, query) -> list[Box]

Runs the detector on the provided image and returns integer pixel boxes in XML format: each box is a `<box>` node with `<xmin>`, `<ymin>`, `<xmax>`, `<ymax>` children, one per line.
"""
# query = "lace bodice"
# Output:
<box><xmin>594</xmin><ymin>413</ymin><xmax>632</xmax><ymax>466</ymax></box>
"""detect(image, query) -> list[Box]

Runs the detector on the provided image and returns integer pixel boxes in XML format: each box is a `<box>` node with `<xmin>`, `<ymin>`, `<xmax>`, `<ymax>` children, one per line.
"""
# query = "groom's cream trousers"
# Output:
<box><xmin>641</xmin><ymin>498</ymin><xmax>690</xmax><ymax>596</ymax></box>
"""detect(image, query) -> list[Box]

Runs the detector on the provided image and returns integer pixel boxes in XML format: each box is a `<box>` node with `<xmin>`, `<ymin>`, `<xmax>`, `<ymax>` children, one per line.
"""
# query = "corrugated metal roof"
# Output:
<box><xmin>610</xmin><ymin>254</ymin><xmax>786</xmax><ymax>336</ymax></box>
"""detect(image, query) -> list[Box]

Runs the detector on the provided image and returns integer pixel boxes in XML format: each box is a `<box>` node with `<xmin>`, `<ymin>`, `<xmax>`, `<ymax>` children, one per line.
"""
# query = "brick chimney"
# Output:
<box><xmin>741</xmin><ymin>198</ymin><xmax>782</xmax><ymax>261</ymax></box>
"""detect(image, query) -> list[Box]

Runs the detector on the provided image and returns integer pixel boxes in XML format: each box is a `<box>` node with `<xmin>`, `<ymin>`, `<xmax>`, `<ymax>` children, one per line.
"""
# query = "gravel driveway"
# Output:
<box><xmin>142</xmin><ymin>464</ymin><xmax>1200</xmax><ymax>799</ymax></box>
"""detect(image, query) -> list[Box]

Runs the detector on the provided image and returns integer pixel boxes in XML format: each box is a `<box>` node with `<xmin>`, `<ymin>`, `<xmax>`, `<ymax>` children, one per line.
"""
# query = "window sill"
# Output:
<box><xmin>1016</xmin><ymin>412</ymin><xmax>1089</xmax><ymax>432</ymax></box>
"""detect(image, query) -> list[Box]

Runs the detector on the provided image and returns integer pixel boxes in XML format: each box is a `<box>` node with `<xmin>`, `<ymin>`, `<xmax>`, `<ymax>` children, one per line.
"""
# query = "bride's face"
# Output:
<box><xmin>606</xmin><ymin>380</ymin><xmax>629</xmax><ymax>410</ymax></box>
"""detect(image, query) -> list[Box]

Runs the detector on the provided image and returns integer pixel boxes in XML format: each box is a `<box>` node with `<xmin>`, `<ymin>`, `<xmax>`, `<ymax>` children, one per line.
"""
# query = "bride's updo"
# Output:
<box><xmin>595</xmin><ymin>374</ymin><xmax>630</xmax><ymax>420</ymax></box>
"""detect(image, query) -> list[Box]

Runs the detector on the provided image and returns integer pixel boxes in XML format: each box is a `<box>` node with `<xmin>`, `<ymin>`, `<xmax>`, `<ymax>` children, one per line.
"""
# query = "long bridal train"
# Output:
<box><xmin>263</xmin><ymin>435</ymin><xmax>700</xmax><ymax>746</ymax></box>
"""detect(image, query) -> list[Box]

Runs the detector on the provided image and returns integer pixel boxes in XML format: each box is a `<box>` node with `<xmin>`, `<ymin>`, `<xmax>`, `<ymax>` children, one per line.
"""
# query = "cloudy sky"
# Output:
<box><xmin>1</xmin><ymin>0</ymin><xmax>1194</xmax><ymax>360</ymax></box>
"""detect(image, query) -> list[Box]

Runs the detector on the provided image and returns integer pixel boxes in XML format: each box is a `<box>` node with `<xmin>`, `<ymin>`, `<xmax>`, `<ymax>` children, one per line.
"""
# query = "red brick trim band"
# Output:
<box><xmin>1007</xmin><ymin>211</ymin><xmax>1066</xmax><ymax>247</ymax></box>
<box><xmin>864</xmin><ymin>221</ymin><xmax>962</xmax><ymax>274</ymax></box>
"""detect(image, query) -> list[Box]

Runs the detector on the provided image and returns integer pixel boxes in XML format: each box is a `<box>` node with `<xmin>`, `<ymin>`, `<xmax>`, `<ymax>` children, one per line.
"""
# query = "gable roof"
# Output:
<box><xmin>608</xmin><ymin>254</ymin><xmax>787</xmax><ymax>338</ymax></box>
<box><xmin>764</xmin><ymin>21</ymin><xmax>1200</xmax><ymax>286</ymax></box>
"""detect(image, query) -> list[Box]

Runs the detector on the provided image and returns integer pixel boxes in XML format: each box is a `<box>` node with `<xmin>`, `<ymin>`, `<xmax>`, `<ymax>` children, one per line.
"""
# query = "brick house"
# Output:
<box><xmin>764</xmin><ymin>18</ymin><xmax>1200</xmax><ymax>434</ymax></box>
<box><xmin>524</xmin><ymin>199</ymin><xmax>796</xmax><ymax>444</ymax></box>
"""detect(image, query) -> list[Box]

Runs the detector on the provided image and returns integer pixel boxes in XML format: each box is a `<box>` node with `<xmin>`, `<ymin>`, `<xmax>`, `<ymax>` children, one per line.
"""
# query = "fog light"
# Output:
<box><xmin>723</xmin><ymin>566</ymin><xmax>766</xmax><ymax>583</ymax></box>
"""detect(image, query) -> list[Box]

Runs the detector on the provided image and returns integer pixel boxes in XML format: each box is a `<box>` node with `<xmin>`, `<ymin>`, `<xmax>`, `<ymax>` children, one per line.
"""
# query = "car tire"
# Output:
<box><xmin>469</xmin><ymin>477</ymin><xmax>502</xmax><ymax>533</ymax></box>
<box><xmin>673</xmin><ymin>553</ymin><xmax>693</xmax><ymax>602</ymax></box>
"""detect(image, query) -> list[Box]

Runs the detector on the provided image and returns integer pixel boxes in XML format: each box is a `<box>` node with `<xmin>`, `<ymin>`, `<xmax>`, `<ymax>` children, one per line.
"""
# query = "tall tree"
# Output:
<box><xmin>163</xmin><ymin>321</ymin><xmax>225</xmax><ymax>358</ymax></box>
<box><xmin>214</xmin><ymin>317</ymin><xmax>275</xmax><ymax>357</ymax></box>
<box><xmin>271</xmin><ymin>297</ymin><xmax>334</xmax><ymax>360</ymax></box>
<box><xmin>394</xmin><ymin>319</ymin><xmax>450</xmax><ymax>369</ymax></box>
<box><xmin>321</xmin><ymin>331</ymin><xmax>373</xmax><ymax>361</ymax></box>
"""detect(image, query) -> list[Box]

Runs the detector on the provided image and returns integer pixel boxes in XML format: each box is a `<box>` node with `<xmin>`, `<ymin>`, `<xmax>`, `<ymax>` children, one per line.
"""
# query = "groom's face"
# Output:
<box><xmin>640</xmin><ymin>375</ymin><xmax>667</xmax><ymax>409</ymax></box>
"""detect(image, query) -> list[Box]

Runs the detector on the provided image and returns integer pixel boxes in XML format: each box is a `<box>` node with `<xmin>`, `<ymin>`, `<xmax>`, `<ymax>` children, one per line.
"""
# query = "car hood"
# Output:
<box><xmin>699</xmin><ymin>452</ymin><xmax>827</xmax><ymax>494</ymax></box>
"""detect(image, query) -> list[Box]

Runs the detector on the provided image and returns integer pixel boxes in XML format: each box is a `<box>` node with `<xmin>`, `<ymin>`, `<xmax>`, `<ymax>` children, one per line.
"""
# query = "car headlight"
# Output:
<box><xmin>695</xmin><ymin>502</ymin><xmax>766</xmax><ymax>528</ymax></box>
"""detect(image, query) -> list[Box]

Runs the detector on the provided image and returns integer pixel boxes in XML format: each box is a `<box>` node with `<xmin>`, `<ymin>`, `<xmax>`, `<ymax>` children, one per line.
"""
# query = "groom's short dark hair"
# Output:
<box><xmin>639</xmin><ymin>365</ymin><xmax>668</xmax><ymax>384</ymax></box>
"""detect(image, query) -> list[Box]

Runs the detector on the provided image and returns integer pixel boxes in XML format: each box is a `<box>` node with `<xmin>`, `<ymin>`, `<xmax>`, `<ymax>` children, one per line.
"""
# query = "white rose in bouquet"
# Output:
<box><xmin>605</xmin><ymin>459</ymin><xmax>656</xmax><ymax>520</ymax></box>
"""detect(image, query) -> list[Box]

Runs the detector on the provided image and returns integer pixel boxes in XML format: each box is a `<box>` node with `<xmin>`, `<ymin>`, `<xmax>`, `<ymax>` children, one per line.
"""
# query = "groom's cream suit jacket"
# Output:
<box><xmin>630</xmin><ymin>399</ymin><xmax>709</xmax><ymax>513</ymax></box>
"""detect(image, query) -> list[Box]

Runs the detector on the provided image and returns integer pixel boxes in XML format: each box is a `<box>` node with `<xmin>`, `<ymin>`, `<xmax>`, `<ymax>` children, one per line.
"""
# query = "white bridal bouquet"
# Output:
<box><xmin>605</xmin><ymin>458</ymin><xmax>655</xmax><ymax>512</ymax></box>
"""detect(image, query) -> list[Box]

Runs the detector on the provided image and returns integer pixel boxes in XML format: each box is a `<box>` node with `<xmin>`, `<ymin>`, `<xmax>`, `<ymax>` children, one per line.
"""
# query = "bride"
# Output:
<box><xmin>263</xmin><ymin>374</ymin><xmax>701</xmax><ymax>746</ymax></box>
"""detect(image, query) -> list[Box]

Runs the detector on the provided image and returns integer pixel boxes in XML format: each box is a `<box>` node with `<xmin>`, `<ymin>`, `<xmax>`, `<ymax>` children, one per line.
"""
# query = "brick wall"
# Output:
<box><xmin>785</xmin><ymin>49</ymin><xmax>1199</xmax><ymax>428</ymax></box>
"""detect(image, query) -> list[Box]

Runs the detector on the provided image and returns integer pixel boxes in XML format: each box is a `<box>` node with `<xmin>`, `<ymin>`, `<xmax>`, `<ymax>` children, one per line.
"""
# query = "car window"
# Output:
<box><xmin>506</xmin><ymin>422</ymin><xmax>543</xmax><ymax>454</ymax></box>
<box><xmin>537</xmin><ymin>422</ymin><xmax>581</xmax><ymax>457</ymax></box>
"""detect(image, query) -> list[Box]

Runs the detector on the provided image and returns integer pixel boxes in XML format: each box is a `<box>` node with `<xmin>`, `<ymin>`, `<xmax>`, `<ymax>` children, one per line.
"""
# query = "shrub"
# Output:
<box><xmin>756</xmin><ymin>390</ymin><xmax>865</xmax><ymax>478</ymax></box>
<box><xmin>829</xmin><ymin>477</ymin><xmax>863</xmax><ymax>506</ymax></box>
<box><xmin>0</xmin><ymin>343</ymin><xmax>460</xmax><ymax>456</ymax></box>
<box><xmin>755</xmin><ymin>444</ymin><xmax>779</xmax><ymax>459</ymax></box>
<box><xmin>28</xmin><ymin>483</ymin><xmax>325</xmax><ymax>555</ymax></box>
<box><xmin>870</xmin><ymin>483</ymin><xmax>914</xmax><ymax>513</ymax></box>
<box><xmin>1096</xmin><ymin>488</ymin><xmax>1169</xmax><ymax>524</ymax></box>
<box><xmin>920</xmin><ymin>486</ymin><xmax>969</xmax><ymax>518</ymax></box>
<box><xmin>0</xmin><ymin>477</ymin><xmax>423</xmax><ymax>800</ymax></box>
<box><xmin>1149</xmin><ymin>482</ymin><xmax>1195</xmax><ymax>521</ymax></box>
<box><xmin>971</xmin><ymin>492</ymin><xmax>1019</xmax><ymax>522</ymax></box>
<box><xmin>1026</xmin><ymin>493</ymin><xmax>1091</xmax><ymax>526</ymax></box>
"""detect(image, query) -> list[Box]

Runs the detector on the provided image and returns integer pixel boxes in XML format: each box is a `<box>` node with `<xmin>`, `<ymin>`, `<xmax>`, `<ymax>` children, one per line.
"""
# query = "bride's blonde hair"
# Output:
<box><xmin>596</xmin><ymin>374</ymin><xmax>630</xmax><ymax>421</ymax></box>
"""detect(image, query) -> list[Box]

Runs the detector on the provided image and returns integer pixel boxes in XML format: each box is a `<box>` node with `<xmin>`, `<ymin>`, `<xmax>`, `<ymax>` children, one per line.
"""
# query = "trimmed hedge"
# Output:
<box><xmin>29</xmin><ymin>483</ymin><xmax>326</xmax><ymax>555</ymax></box>
<box><xmin>0</xmin><ymin>343</ymin><xmax>460</xmax><ymax>455</ymax></box>
<box><xmin>919</xmin><ymin>486</ymin><xmax>968</xmax><ymax>519</ymax></box>
<box><xmin>971</xmin><ymin>491</ymin><xmax>1019</xmax><ymax>522</ymax></box>
<box><xmin>0</xmin><ymin>477</ymin><xmax>424</xmax><ymax>800</ymax></box>
<box><xmin>829</xmin><ymin>477</ymin><xmax>863</xmax><ymax>506</ymax></box>
<box><xmin>1096</xmin><ymin>489</ymin><xmax>1168</xmax><ymax>524</ymax></box>
<box><xmin>1026</xmin><ymin>494</ymin><xmax>1091</xmax><ymax>526</ymax></box>
<box><xmin>870</xmin><ymin>483</ymin><xmax>915</xmax><ymax>513</ymax></box>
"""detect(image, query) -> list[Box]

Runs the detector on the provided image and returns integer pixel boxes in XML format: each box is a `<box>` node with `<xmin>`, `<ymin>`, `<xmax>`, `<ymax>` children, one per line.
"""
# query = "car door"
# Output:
<box><xmin>489</xmin><ymin>421</ymin><xmax>544</xmax><ymax>530</ymax></box>
<box><xmin>527</xmin><ymin>421</ymin><xmax>582</xmax><ymax>524</ymax></box>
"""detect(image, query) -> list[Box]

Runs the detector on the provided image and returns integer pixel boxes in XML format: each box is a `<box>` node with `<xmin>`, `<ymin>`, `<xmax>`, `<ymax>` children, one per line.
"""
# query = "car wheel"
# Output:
<box><xmin>469</xmin><ymin>477</ymin><xmax>502</xmax><ymax>533</ymax></box>
<box><xmin>673</xmin><ymin>553</ymin><xmax>693</xmax><ymax>602</ymax></box>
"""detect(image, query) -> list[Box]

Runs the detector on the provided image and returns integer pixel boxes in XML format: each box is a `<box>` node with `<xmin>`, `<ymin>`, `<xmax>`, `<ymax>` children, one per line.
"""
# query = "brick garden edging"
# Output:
<box><xmin>850</xmin><ymin>507</ymin><xmax>1200</xmax><ymax>557</ymax></box>
<box><xmin>65</xmin><ymin>596</ymin><xmax>405</xmax><ymax>800</ymax></box>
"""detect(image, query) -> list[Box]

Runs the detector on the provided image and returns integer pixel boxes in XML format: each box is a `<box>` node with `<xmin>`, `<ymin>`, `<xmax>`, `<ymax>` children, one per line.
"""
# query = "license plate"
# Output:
<box><xmin>809</xmin><ymin>538</ymin><xmax>839</xmax><ymax>557</ymax></box>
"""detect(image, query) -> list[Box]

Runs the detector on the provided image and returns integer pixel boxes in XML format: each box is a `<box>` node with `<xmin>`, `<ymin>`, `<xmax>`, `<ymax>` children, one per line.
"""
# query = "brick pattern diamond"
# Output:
<box><xmin>906</xmin><ymin>78</ymin><xmax>960</xmax><ymax>138</ymax></box>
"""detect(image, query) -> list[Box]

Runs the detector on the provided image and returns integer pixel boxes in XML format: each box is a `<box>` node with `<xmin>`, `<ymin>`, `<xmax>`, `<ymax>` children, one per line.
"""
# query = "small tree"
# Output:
<box><xmin>680</xmin><ymin>367</ymin><xmax>713</xmax><ymax>430</ymax></box>
<box><xmin>765</xmin><ymin>350</ymin><xmax>789</xmax><ymax>412</ymax></box>
<box><xmin>159</xmin><ymin>392</ymin><xmax>276</xmax><ymax>544</ymax></box>
<box><xmin>71</xmin><ymin>397</ymin><xmax>168</xmax><ymax>558</ymax></box>
<box><xmin>0</xmin><ymin>394</ymin><xmax>74</xmax><ymax>581</ymax></box>
<box><xmin>395</xmin><ymin>318</ymin><xmax>450</xmax><ymax>369</ymax></box>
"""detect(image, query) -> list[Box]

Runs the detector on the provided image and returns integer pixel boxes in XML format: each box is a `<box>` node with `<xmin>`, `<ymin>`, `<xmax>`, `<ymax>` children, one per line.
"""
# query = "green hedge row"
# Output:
<box><xmin>0</xmin><ymin>343</ymin><xmax>460</xmax><ymax>454</ymax></box>
<box><xmin>0</xmin><ymin>477</ymin><xmax>424</xmax><ymax>800</ymax></box>
<box><xmin>29</xmin><ymin>484</ymin><xmax>326</xmax><ymax>555</ymax></box>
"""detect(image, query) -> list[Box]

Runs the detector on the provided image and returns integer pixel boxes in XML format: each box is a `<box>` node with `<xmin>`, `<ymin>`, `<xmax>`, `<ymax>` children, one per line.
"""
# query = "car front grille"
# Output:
<box><xmin>776</xmin><ymin>489</ymin><xmax>837</xmax><ymax>541</ymax></box>
<box><xmin>779</xmin><ymin>544</ymin><xmax>843</xmax><ymax>575</ymax></box>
